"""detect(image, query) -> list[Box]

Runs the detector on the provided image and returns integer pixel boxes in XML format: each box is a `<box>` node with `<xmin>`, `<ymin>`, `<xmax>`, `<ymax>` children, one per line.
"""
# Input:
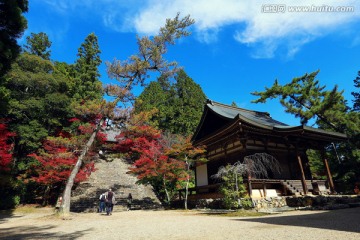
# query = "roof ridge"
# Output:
<box><xmin>207</xmin><ymin>99</ymin><xmax>270</xmax><ymax>116</ymax></box>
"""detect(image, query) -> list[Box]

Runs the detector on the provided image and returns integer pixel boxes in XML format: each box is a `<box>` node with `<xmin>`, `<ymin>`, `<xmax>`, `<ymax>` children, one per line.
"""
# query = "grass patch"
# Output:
<box><xmin>219</xmin><ymin>210</ymin><xmax>269</xmax><ymax>217</ymax></box>
<box><xmin>13</xmin><ymin>204</ymin><xmax>53</xmax><ymax>214</ymax></box>
<box><xmin>13</xmin><ymin>205</ymin><xmax>39</xmax><ymax>214</ymax></box>
<box><xmin>200</xmin><ymin>209</ymin><xmax>269</xmax><ymax>217</ymax></box>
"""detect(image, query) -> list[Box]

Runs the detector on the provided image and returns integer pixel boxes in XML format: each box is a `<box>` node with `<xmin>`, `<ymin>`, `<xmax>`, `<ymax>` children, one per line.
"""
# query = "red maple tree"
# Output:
<box><xmin>116</xmin><ymin>121</ymin><xmax>186</xmax><ymax>202</ymax></box>
<box><xmin>27</xmin><ymin>117</ymin><xmax>105</xmax><ymax>204</ymax></box>
<box><xmin>29</xmin><ymin>138</ymin><xmax>95</xmax><ymax>186</ymax></box>
<box><xmin>0</xmin><ymin>122</ymin><xmax>16</xmax><ymax>172</ymax></box>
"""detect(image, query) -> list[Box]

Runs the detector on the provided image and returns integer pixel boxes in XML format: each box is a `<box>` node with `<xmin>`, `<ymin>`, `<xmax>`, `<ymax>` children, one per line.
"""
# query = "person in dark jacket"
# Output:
<box><xmin>127</xmin><ymin>193</ymin><xmax>132</xmax><ymax>211</ymax></box>
<box><xmin>105</xmin><ymin>188</ymin><xmax>116</xmax><ymax>215</ymax></box>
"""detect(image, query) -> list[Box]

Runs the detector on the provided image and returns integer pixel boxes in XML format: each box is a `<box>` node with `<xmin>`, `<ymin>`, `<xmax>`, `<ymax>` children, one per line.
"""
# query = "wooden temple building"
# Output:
<box><xmin>189</xmin><ymin>100</ymin><xmax>347</xmax><ymax>199</ymax></box>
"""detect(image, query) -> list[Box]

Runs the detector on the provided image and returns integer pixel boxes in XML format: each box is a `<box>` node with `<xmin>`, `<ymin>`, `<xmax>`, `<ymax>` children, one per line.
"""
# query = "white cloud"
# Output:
<box><xmin>130</xmin><ymin>0</ymin><xmax>360</xmax><ymax>58</ymax></box>
<box><xmin>39</xmin><ymin>0</ymin><xmax>360</xmax><ymax>58</ymax></box>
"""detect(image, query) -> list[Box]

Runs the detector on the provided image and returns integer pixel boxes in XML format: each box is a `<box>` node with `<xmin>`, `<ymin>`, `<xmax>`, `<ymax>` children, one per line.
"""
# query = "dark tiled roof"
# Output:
<box><xmin>192</xmin><ymin>99</ymin><xmax>347</xmax><ymax>143</ymax></box>
<box><xmin>207</xmin><ymin>100</ymin><xmax>288</xmax><ymax>128</ymax></box>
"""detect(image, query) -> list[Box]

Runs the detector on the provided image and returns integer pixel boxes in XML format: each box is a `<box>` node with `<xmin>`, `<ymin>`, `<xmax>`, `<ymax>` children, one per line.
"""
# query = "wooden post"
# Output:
<box><xmin>263</xmin><ymin>181</ymin><xmax>267</xmax><ymax>198</ymax></box>
<box><xmin>248</xmin><ymin>175</ymin><xmax>252</xmax><ymax>197</ymax></box>
<box><xmin>323</xmin><ymin>157</ymin><xmax>335</xmax><ymax>194</ymax></box>
<box><xmin>297</xmin><ymin>154</ymin><xmax>308</xmax><ymax>195</ymax></box>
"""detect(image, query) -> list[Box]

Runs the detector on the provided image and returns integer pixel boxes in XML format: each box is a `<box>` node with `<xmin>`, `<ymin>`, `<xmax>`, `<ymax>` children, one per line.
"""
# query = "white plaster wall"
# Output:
<box><xmin>196</xmin><ymin>164</ymin><xmax>208</xmax><ymax>186</ymax></box>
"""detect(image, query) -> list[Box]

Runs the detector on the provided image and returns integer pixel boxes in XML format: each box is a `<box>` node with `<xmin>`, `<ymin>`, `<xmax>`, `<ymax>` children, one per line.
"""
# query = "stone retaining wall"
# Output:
<box><xmin>285</xmin><ymin>195</ymin><xmax>360</xmax><ymax>210</ymax></box>
<box><xmin>253</xmin><ymin>197</ymin><xmax>288</xmax><ymax>210</ymax></box>
<box><xmin>172</xmin><ymin>195</ymin><xmax>360</xmax><ymax>211</ymax></box>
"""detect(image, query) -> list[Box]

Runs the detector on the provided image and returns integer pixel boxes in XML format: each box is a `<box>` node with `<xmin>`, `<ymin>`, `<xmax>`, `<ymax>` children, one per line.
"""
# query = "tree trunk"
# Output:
<box><xmin>184</xmin><ymin>159</ymin><xmax>190</xmax><ymax>210</ymax></box>
<box><xmin>42</xmin><ymin>185</ymin><xmax>50</xmax><ymax>206</ymax></box>
<box><xmin>59</xmin><ymin>119</ymin><xmax>104</xmax><ymax>216</ymax></box>
<box><xmin>163</xmin><ymin>176</ymin><xmax>171</xmax><ymax>204</ymax></box>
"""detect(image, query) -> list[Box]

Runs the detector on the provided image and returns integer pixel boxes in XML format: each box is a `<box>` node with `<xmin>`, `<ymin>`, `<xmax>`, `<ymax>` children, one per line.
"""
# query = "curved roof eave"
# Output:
<box><xmin>193</xmin><ymin>99</ymin><xmax>348</xmax><ymax>143</ymax></box>
<box><xmin>238</xmin><ymin>114</ymin><xmax>347</xmax><ymax>139</ymax></box>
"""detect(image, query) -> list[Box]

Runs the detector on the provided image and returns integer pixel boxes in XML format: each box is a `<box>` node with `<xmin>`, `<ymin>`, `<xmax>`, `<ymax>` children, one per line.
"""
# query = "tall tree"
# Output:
<box><xmin>59</xmin><ymin>14</ymin><xmax>195</xmax><ymax>215</ymax></box>
<box><xmin>5</xmin><ymin>53</ymin><xmax>71</xmax><ymax>158</ymax></box>
<box><xmin>0</xmin><ymin>0</ymin><xmax>28</xmax><ymax>113</ymax></box>
<box><xmin>171</xmin><ymin>70</ymin><xmax>206</xmax><ymax>135</ymax></box>
<box><xmin>106</xmin><ymin>13</ymin><xmax>195</xmax><ymax>107</ymax></box>
<box><xmin>0</xmin><ymin>0</ymin><xmax>28</xmax><ymax>76</ymax></box>
<box><xmin>73</xmin><ymin>33</ymin><xmax>103</xmax><ymax>101</ymax></box>
<box><xmin>23</xmin><ymin>32</ymin><xmax>51</xmax><ymax>60</ymax></box>
<box><xmin>28</xmin><ymin>119</ymin><xmax>102</xmax><ymax>205</ymax></box>
<box><xmin>136</xmin><ymin>69</ymin><xmax>206</xmax><ymax>135</ymax></box>
<box><xmin>352</xmin><ymin>71</ymin><xmax>360</xmax><ymax>112</ymax></box>
<box><xmin>252</xmin><ymin>70</ymin><xmax>347</xmax><ymax>129</ymax></box>
<box><xmin>135</xmin><ymin>81</ymin><xmax>169</xmax><ymax>128</ymax></box>
<box><xmin>165</xmin><ymin>135</ymin><xmax>206</xmax><ymax>209</ymax></box>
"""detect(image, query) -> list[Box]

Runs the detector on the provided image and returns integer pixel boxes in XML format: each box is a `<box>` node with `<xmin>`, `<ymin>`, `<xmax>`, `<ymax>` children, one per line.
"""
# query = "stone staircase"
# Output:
<box><xmin>70</xmin><ymin>157</ymin><xmax>162</xmax><ymax>212</ymax></box>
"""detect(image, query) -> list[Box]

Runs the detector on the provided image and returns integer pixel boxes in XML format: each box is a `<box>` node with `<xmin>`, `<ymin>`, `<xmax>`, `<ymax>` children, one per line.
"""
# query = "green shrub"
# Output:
<box><xmin>217</xmin><ymin>164</ymin><xmax>249</xmax><ymax>209</ymax></box>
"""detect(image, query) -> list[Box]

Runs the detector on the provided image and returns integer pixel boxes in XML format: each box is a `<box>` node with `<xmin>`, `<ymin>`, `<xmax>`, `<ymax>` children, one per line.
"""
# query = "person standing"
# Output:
<box><xmin>99</xmin><ymin>193</ymin><xmax>106</xmax><ymax>213</ymax></box>
<box><xmin>127</xmin><ymin>193</ymin><xmax>133</xmax><ymax>211</ymax></box>
<box><xmin>105</xmin><ymin>188</ymin><xmax>115</xmax><ymax>215</ymax></box>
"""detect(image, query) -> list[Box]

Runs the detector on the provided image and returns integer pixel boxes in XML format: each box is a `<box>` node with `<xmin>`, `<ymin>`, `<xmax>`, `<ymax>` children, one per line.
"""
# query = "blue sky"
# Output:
<box><xmin>23</xmin><ymin>0</ymin><xmax>360</xmax><ymax>126</ymax></box>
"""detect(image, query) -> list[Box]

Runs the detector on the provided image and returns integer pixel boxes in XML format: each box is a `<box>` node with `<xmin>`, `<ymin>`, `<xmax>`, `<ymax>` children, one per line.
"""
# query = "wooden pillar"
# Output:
<box><xmin>297</xmin><ymin>154</ymin><xmax>308</xmax><ymax>195</ymax></box>
<box><xmin>287</xmin><ymin>151</ymin><xmax>293</xmax><ymax>179</ymax></box>
<box><xmin>323</xmin><ymin>156</ymin><xmax>335</xmax><ymax>194</ymax></box>
<box><xmin>248</xmin><ymin>175</ymin><xmax>252</xmax><ymax>197</ymax></box>
<box><xmin>263</xmin><ymin>181</ymin><xmax>267</xmax><ymax>198</ymax></box>
<box><xmin>284</xmin><ymin>138</ymin><xmax>293</xmax><ymax>179</ymax></box>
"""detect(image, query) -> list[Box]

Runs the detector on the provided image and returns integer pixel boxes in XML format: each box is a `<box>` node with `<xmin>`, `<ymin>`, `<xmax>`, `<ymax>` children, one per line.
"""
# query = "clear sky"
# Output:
<box><xmin>23</xmin><ymin>0</ymin><xmax>360</xmax><ymax>126</ymax></box>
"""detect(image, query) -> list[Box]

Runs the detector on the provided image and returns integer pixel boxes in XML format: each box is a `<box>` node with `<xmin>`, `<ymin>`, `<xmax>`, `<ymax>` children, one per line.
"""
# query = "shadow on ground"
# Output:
<box><xmin>0</xmin><ymin>210</ymin><xmax>19</xmax><ymax>224</ymax></box>
<box><xmin>0</xmin><ymin>225</ymin><xmax>92</xmax><ymax>240</ymax></box>
<box><xmin>234</xmin><ymin>207</ymin><xmax>360</xmax><ymax>233</ymax></box>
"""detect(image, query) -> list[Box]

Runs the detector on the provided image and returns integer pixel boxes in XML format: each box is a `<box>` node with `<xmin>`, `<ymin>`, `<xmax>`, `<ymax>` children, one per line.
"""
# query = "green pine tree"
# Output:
<box><xmin>136</xmin><ymin>69</ymin><xmax>206</xmax><ymax>136</ymax></box>
<box><xmin>352</xmin><ymin>71</ymin><xmax>360</xmax><ymax>112</ymax></box>
<box><xmin>171</xmin><ymin>69</ymin><xmax>207</xmax><ymax>136</ymax></box>
<box><xmin>23</xmin><ymin>32</ymin><xmax>52</xmax><ymax>60</ymax></box>
<box><xmin>73</xmin><ymin>33</ymin><xmax>103</xmax><ymax>101</ymax></box>
<box><xmin>252</xmin><ymin>70</ymin><xmax>360</xmax><ymax>192</ymax></box>
<box><xmin>5</xmin><ymin>53</ymin><xmax>71</xmax><ymax>157</ymax></box>
<box><xmin>0</xmin><ymin>0</ymin><xmax>28</xmax><ymax>113</ymax></box>
<box><xmin>135</xmin><ymin>81</ymin><xmax>169</xmax><ymax>128</ymax></box>
<box><xmin>0</xmin><ymin>0</ymin><xmax>28</xmax><ymax>76</ymax></box>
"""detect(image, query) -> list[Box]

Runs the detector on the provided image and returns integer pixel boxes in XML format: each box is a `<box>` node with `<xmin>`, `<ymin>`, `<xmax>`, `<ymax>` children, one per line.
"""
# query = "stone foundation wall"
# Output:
<box><xmin>253</xmin><ymin>197</ymin><xmax>288</xmax><ymax>210</ymax></box>
<box><xmin>172</xmin><ymin>195</ymin><xmax>360</xmax><ymax>211</ymax></box>
<box><xmin>286</xmin><ymin>195</ymin><xmax>360</xmax><ymax>210</ymax></box>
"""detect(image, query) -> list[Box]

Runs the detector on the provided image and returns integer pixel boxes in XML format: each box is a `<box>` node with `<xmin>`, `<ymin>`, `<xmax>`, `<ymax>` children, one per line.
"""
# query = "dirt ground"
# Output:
<box><xmin>0</xmin><ymin>206</ymin><xmax>359</xmax><ymax>240</ymax></box>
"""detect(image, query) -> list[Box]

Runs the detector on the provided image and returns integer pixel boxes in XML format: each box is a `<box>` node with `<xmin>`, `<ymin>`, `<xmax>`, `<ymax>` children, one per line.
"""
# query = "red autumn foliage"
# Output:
<box><xmin>116</xmin><ymin>124</ymin><xmax>186</xmax><ymax>192</ymax></box>
<box><xmin>114</xmin><ymin>125</ymin><xmax>161</xmax><ymax>153</ymax></box>
<box><xmin>29</xmin><ymin>139</ymin><xmax>95</xmax><ymax>186</ymax></box>
<box><xmin>129</xmin><ymin>136</ymin><xmax>186</xmax><ymax>183</ymax></box>
<box><xmin>78</xmin><ymin>125</ymin><xmax>92</xmax><ymax>134</ymax></box>
<box><xmin>96</xmin><ymin>131</ymin><xmax>107</xmax><ymax>145</ymax></box>
<box><xmin>69</xmin><ymin>118</ymin><xmax>81</xmax><ymax>123</ymax></box>
<box><xmin>0</xmin><ymin>123</ymin><xmax>16</xmax><ymax>172</ymax></box>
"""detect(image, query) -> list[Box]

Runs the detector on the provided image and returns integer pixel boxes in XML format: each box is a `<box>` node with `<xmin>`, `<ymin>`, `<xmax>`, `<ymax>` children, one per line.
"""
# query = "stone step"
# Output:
<box><xmin>70</xmin><ymin>157</ymin><xmax>161</xmax><ymax>212</ymax></box>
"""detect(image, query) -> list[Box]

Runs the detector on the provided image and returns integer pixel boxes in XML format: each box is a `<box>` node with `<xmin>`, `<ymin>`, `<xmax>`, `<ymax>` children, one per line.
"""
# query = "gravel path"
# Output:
<box><xmin>1</xmin><ymin>207</ymin><xmax>359</xmax><ymax>240</ymax></box>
